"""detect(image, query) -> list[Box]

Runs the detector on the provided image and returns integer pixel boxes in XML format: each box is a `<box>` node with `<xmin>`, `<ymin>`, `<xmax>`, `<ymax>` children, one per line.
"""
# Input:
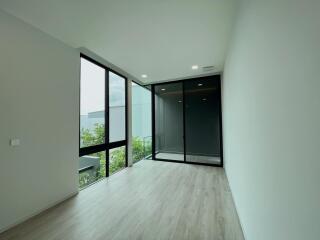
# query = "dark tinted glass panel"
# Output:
<box><xmin>184</xmin><ymin>77</ymin><xmax>221</xmax><ymax>164</ymax></box>
<box><xmin>154</xmin><ymin>83</ymin><xmax>184</xmax><ymax>161</ymax></box>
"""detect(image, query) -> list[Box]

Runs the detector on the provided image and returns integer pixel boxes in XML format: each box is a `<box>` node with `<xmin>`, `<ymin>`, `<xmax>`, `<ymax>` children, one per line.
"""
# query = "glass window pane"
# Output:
<box><xmin>185</xmin><ymin>77</ymin><xmax>221</xmax><ymax>165</ymax></box>
<box><xmin>79</xmin><ymin>151</ymin><xmax>106</xmax><ymax>188</ymax></box>
<box><xmin>109</xmin><ymin>146</ymin><xmax>126</xmax><ymax>175</ymax></box>
<box><xmin>132</xmin><ymin>82</ymin><xmax>152</xmax><ymax>163</ymax></box>
<box><xmin>154</xmin><ymin>83</ymin><xmax>184</xmax><ymax>161</ymax></box>
<box><xmin>80</xmin><ymin>58</ymin><xmax>105</xmax><ymax>147</ymax></box>
<box><xmin>109</xmin><ymin>72</ymin><xmax>126</xmax><ymax>142</ymax></box>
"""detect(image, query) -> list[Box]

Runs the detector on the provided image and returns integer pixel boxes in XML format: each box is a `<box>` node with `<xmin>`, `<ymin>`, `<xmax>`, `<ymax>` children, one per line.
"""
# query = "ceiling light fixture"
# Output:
<box><xmin>178</xmin><ymin>100</ymin><xmax>182</xmax><ymax>103</ymax></box>
<box><xmin>141</xmin><ymin>74</ymin><xmax>148</xmax><ymax>78</ymax></box>
<box><xmin>191</xmin><ymin>65</ymin><xmax>199</xmax><ymax>70</ymax></box>
<box><xmin>161</xmin><ymin>88</ymin><xmax>166</xmax><ymax>91</ymax></box>
<box><xmin>198</xmin><ymin>83</ymin><xmax>203</xmax><ymax>86</ymax></box>
<box><xmin>202</xmin><ymin>98</ymin><xmax>207</xmax><ymax>101</ymax></box>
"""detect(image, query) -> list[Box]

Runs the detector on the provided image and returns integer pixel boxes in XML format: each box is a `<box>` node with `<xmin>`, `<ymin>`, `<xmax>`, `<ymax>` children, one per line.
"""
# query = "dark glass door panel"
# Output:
<box><xmin>154</xmin><ymin>83</ymin><xmax>184</xmax><ymax>161</ymax></box>
<box><xmin>184</xmin><ymin>77</ymin><xmax>222</xmax><ymax>165</ymax></box>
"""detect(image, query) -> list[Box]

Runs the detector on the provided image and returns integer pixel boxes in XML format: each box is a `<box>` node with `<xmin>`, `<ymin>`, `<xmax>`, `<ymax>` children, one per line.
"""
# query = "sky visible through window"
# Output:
<box><xmin>80</xmin><ymin>58</ymin><xmax>104</xmax><ymax>115</ymax></box>
<box><xmin>80</xmin><ymin>58</ymin><xmax>125</xmax><ymax>116</ymax></box>
<box><xmin>109</xmin><ymin>71</ymin><xmax>125</xmax><ymax>107</ymax></box>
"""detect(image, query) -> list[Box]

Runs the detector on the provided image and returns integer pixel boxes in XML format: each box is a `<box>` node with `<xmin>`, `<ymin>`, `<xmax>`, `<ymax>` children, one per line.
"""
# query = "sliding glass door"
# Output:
<box><xmin>152</xmin><ymin>75</ymin><xmax>223</xmax><ymax>167</ymax></box>
<box><xmin>79</xmin><ymin>54</ymin><xmax>127</xmax><ymax>188</ymax></box>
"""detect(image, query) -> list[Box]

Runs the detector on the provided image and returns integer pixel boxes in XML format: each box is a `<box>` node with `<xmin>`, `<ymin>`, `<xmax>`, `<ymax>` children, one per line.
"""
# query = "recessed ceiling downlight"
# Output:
<box><xmin>198</xmin><ymin>83</ymin><xmax>203</xmax><ymax>86</ymax></box>
<box><xmin>191</xmin><ymin>65</ymin><xmax>199</xmax><ymax>70</ymax></box>
<box><xmin>141</xmin><ymin>74</ymin><xmax>148</xmax><ymax>78</ymax></box>
<box><xmin>161</xmin><ymin>88</ymin><xmax>166</xmax><ymax>91</ymax></box>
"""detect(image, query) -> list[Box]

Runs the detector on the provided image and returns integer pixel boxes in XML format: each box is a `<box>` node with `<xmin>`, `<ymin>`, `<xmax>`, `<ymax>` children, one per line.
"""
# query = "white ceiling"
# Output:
<box><xmin>0</xmin><ymin>0</ymin><xmax>236</xmax><ymax>84</ymax></box>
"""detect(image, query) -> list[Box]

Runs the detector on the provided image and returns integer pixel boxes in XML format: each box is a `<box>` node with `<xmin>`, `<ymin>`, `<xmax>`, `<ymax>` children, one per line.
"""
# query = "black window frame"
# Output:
<box><xmin>79</xmin><ymin>53</ymin><xmax>128</xmax><ymax>178</ymax></box>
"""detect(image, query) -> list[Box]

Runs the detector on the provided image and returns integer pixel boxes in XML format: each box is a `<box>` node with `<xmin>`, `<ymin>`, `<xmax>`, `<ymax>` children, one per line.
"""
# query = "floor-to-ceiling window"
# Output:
<box><xmin>132</xmin><ymin>82</ymin><xmax>152</xmax><ymax>163</ymax></box>
<box><xmin>79</xmin><ymin>54</ymin><xmax>127</xmax><ymax>189</ymax></box>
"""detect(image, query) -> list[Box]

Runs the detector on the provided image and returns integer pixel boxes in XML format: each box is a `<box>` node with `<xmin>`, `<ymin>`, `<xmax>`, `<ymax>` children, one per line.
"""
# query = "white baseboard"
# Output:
<box><xmin>0</xmin><ymin>191</ymin><xmax>79</xmax><ymax>234</ymax></box>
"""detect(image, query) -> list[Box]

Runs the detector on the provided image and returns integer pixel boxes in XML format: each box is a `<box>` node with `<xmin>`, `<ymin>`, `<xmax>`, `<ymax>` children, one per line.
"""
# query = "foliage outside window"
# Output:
<box><xmin>109</xmin><ymin>146</ymin><xmax>126</xmax><ymax>175</ymax></box>
<box><xmin>79</xmin><ymin>124</ymin><xmax>150</xmax><ymax>188</ymax></box>
<box><xmin>79</xmin><ymin>151</ymin><xmax>105</xmax><ymax>189</ymax></box>
<box><xmin>81</xmin><ymin>123</ymin><xmax>105</xmax><ymax>147</ymax></box>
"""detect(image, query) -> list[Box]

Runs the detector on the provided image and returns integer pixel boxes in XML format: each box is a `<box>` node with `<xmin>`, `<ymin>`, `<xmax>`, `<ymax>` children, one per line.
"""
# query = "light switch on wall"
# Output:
<box><xmin>10</xmin><ymin>139</ymin><xmax>20</xmax><ymax>147</ymax></box>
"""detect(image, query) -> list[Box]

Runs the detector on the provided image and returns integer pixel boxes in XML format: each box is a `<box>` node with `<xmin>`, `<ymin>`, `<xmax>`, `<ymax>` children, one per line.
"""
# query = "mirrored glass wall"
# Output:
<box><xmin>152</xmin><ymin>75</ymin><xmax>223</xmax><ymax>167</ymax></box>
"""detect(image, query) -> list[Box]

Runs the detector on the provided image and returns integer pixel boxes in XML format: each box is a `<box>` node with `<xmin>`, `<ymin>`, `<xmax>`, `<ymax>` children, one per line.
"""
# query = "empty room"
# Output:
<box><xmin>0</xmin><ymin>0</ymin><xmax>319</xmax><ymax>240</ymax></box>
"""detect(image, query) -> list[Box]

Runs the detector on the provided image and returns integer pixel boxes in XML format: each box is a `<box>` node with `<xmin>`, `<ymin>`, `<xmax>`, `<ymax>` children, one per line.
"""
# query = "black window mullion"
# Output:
<box><xmin>125</xmin><ymin>78</ymin><xmax>128</xmax><ymax>167</ymax></box>
<box><xmin>79</xmin><ymin>144</ymin><xmax>107</xmax><ymax>157</ymax></box>
<box><xmin>182</xmin><ymin>81</ymin><xmax>186</xmax><ymax>163</ymax></box>
<box><xmin>151</xmin><ymin>85</ymin><xmax>155</xmax><ymax>160</ymax></box>
<box><xmin>105</xmin><ymin>69</ymin><xmax>110</xmax><ymax>177</ymax></box>
<box><xmin>109</xmin><ymin>140</ymin><xmax>127</xmax><ymax>149</ymax></box>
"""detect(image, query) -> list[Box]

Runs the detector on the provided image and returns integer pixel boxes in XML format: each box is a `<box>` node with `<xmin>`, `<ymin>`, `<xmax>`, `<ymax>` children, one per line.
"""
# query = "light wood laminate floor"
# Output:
<box><xmin>0</xmin><ymin>160</ymin><xmax>244</xmax><ymax>240</ymax></box>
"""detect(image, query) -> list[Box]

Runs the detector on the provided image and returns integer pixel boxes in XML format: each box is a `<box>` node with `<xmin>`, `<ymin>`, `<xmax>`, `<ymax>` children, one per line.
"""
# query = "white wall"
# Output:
<box><xmin>0</xmin><ymin>10</ymin><xmax>79</xmax><ymax>232</ymax></box>
<box><xmin>223</xmin><ymin>0</ymin><xmax>320</xmax><ymax>239</ymax></box>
